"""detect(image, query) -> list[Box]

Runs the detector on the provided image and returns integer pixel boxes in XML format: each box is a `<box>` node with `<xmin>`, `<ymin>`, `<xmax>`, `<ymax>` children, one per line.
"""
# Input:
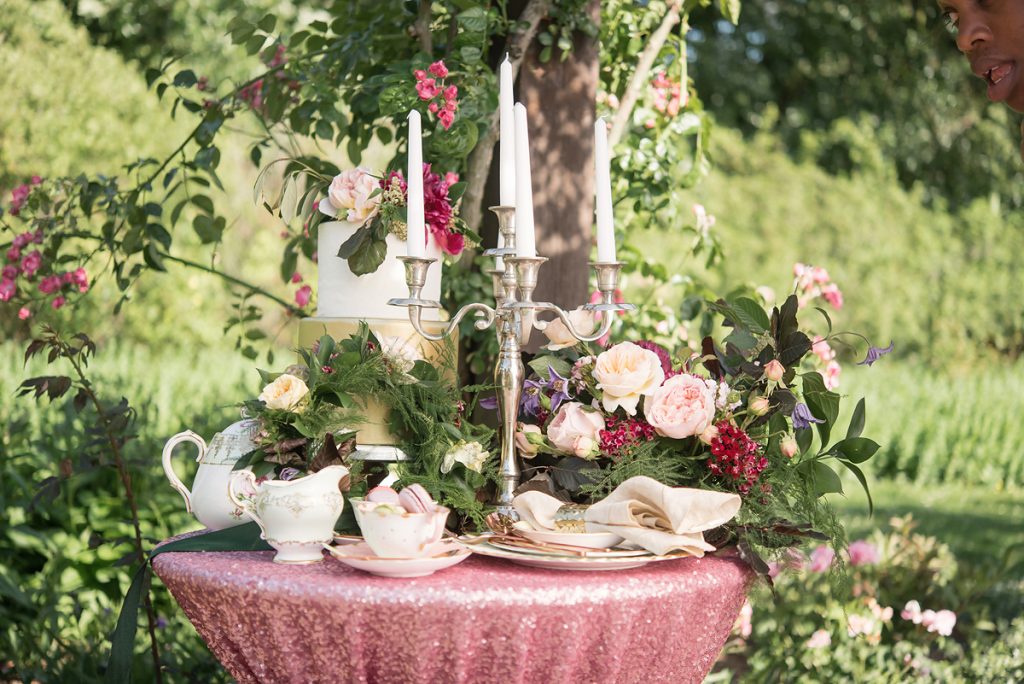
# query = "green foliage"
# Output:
<box><xmin>687</xmin><ymin>2</ymin><xmax>1024</xmax><ymax>212</ymax></box>
<box><xmin>0</xmin><ymin>340</ymin><xmax>253</xmax><ymax>680</ymax></box>
<box><xmin>842</xmin><ymin>362</ymin><xmax>1024</xmax><ymax>488</ymax></box>
<box><xmin>635</xmin><ymin>127</ymin><xmax>1024</xmax><ymax>366</ymax></box>
<box><xmin>722</xmin><ymin>515</ymin><xmax>1024</xmax><ymax>683</ymax></box>
<box><xmin>0</xmin><ymin>0</ymin><xmax>181</xmax><ymax>187</ymax></box>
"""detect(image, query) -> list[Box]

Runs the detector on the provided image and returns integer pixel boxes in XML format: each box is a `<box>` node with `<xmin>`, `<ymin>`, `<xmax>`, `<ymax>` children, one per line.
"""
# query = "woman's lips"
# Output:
<box><xmin>986</xmin><ymin>62</ymin><xmax>1015</xmax><ymax>101</ymax></box>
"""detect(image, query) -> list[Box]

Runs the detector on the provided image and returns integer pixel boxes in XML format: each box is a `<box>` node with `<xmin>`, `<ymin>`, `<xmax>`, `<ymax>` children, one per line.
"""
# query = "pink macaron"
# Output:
<box><xmin>398</xmin><ymin>484</ymin><xmax>436</xmax><ymax>514</ymax></box>
<box><xmin>366</xmin><ymin>486</ymin><xmax>401</xmax><ymax>506</ymax></box>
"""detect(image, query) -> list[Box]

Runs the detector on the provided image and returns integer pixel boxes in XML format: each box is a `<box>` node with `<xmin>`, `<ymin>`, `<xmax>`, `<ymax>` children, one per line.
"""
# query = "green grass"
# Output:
<box><xmin>831</xmin><ymin>479</ymin><xmax>1024</xmax><ymax>566</ymax></box>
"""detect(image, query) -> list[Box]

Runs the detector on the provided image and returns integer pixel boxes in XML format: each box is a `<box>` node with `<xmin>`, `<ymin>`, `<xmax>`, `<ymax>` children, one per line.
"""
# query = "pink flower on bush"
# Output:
<box><xmin>0</xmin><ymin>279</ymin><xmax>15</xmax><ymax>302</ymax></box>
<box><xmin>2</xmin><ymin>265</ymin><xmax>16</xmax><ymax>280</ymax></box>
<box><xmin>644</xmin><ymin>374</ymin><xmax>716</xmax><ymax>439</ymax></box>
<box><xmin>415</xmin><ymin>78</ymin><xmax>440</xmax><ymax>101</ymax></box>
<box><xmin>806</xmin><ymin>629</ymin><xmax>831</xmax><ymax>649</ymax></box>
<box><xmin>20</xmin><ymin>250</ymin><xmax>42</xmax><ymax>278</ymax></box>
<box><xmin>821</xmin><ymin>283</ymin><xmax>844</xmax><ymax>309</ymax></box>
<box><xmin>821</xmin><ymin>359</ymin><xmax>841</xmax><ymax>390</ymax></box>
<box><xmin>17</xmin><ymin>307</ymin><xmax>31</xmax><ymax>320</ymax></box>
<box><xmin>7</xmin><ymin>246</ymin><xmax>21</xmax><ymax>263</ymax></box>
<box><xmin>294</xmin><ymin>284</ymin><xmax>312</xmax><ymax>308</ymax></box>
<box><xmin>848</xmin><ymin>540</ymin><xmax>879</xmax><ymax>566</ymax></box>
<box><xmin>428</xmin><ymin>60</ymin><xmax>449</xmax><ymax>78</ymax></box>
<box><xmin>290</xmin><ymin>272</ymin><xmax>303</xmax><ymax>283</ymax></box>
<box><xmin>428</xmin><ymin>101</ymin><xmax>439</xmax><ymax>113</ymax></box>
<box><xmin>38</xmin><ymin>275</ymin><xmax>61</xmax><ymax>295</ymax></box>
<box><xmin>808</xmin><ymin>545</ymin><xmax>835</xmax><ymax>572</ymax></box>
<box><xmin>413</xmin><ymin>69</ymin><xmax>427</xmax><ymax>81</ymax></box>
<box><xmin>71</xmin><ymin>267</ymin><xmax>89</xmax><ymax>293</ymax></box>
<box><xmin>650</xmin><ymin>71</ymin><xmax>686</xmax><ymax>117</ymax></box>
<box><xmin>922</xmin><ymin>609</ymin><xmax>956</xmax><ymax>636</ymax></box>
<box><xmin>438</xmin><ymin>109</ymin><xmax>455</xmax><ymax>130</ymax></box>
<box><xmin>901</xmin><ymin>600</ymin><xmax>923</xmax><ymax>624</ymax></box>
<box><xmin>51</xmin><ymin>295</ymin><xmax>66</xmax><ymax>310</ymax></box>
<box><xmin>734</xmin><ymin>600</ymin><xmax>753</xmax><ymax>638</ymax></box>
<box><xmin>12</xmin><ymin>232</ymin><xmax>33</xmax><ymax>249</ymax></box>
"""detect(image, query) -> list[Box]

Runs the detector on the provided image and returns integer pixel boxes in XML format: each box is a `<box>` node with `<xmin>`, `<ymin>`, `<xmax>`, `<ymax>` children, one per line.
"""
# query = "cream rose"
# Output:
<box><xmin>320</xmin><ymin>168</ymin><xmax>381</xmax><ymax>226</ymax></box>
<box><xmin>643</xmin><ymin>374</ymin><xmax>716</xmax><ymax>439</ymax></box>
<box><xmin>547</xmin><ymin>402</ymin><xmax>605</xmax><ymax>459</ymax></box>
<box><xmin>441</xmin><ymin>441</ymin><xmax>489</xmax><ymax>474</ymax></box>
<box><xmin>543</xmin><ymin>308</ymin><xmax>596</xmax><ymax>350</ymax></box>
<box><xmin>258</xmin><ymin>373</ymin><xmax>309</xmax><ymax>411</ymax></box>
<box><xmin>593</xmin><ymin>342</ymin><xmax>665</xmax><ymax>415</ymax></box>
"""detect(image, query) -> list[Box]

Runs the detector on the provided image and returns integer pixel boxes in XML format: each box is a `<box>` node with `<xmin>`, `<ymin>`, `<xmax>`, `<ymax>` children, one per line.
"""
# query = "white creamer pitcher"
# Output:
<box><xmin>162</xmin><ymin>419</ymin><xmax>259</xmax><ymax>530</ymax></box>
<box><xmin>228</xmin><ymin>465</ymin><xmax>348</xmax><ymax>564</ymax></box>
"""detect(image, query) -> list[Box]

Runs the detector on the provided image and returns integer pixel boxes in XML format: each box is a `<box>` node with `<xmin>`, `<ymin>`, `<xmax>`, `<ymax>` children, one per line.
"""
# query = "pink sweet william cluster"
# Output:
<box><xmin>793</xmin><ymin>262</ymin><xmax>843</xmax><ymax>310</ymax></box>
<box><xmin>414</xmin><ymin>61</ymin><xmax>459</xmax><ymax>130</ymax></box>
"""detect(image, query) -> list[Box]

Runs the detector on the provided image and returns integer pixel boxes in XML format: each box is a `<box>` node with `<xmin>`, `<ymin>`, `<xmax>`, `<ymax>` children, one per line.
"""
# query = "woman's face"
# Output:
<box><xmin>939</xmin><ymin>0</ymin><xmax>1024</xmax><ymax>112</ymax></box>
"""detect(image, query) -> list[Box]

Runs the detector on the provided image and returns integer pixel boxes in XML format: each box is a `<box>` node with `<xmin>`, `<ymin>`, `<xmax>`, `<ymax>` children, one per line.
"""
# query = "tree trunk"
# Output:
<box><xmin>516</xmin><ymin>0</ymin><xmax>600</xmax><ymax>315</ymax></box>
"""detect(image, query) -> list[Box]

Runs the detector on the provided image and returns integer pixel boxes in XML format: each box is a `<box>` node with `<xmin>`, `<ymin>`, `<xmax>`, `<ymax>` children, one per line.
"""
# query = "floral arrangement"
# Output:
<box><xmin>315</xmin><ymin>162</ymin><xmax>475</xmax><ymax>275</ymax></box>
<box><xmin>497</xmin><ymin>293</ymin><xmax>892</xmax><ymax>570</ymax></box>
<box><xmin>233</xmin><ymin>326</ymin><xmax>495</xmax><ymax>527</ymax></box>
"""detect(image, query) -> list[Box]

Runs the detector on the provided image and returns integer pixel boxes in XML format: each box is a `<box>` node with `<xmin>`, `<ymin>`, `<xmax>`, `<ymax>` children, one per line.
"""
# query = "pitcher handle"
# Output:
<box><xmin>228</xmin><ymin>470</ymin><xmax>267</xmax><ymax>538</ymax></box>
<box><xmin>161</xmin><ymin>431</ymin><xmax>206</xmax><ymax>515</ymax></box>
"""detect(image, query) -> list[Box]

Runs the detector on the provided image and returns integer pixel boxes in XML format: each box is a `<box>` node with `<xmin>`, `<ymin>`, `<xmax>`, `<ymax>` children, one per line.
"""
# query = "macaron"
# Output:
<box><xmin>366</xmin><ymin>486</ymin><xmax>401</xmax><ymax>506</ymax></box>
<box><xmin>399</xmin><ymin>484</ymin><xmax>436</xmax><ymax>514</ymax></box>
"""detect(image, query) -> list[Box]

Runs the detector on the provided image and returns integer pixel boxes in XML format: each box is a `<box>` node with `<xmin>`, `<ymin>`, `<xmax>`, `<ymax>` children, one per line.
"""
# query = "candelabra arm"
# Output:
<box><xmin>531</xmin><ymin>303</ymin><xmax>616</xmax><ymax>344</ymax></box>
<box><xmin>403</xmin><ymin>302</ymin><xmax>496</xmax><ymax>341</ymax></box>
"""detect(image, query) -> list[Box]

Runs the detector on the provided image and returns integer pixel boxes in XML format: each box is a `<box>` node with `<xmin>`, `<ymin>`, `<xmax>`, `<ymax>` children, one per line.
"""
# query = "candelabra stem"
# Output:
<box><xmin>494</xmin><ymin>310</ymin><xmax>524</xmax><ymax>515</ymax></box>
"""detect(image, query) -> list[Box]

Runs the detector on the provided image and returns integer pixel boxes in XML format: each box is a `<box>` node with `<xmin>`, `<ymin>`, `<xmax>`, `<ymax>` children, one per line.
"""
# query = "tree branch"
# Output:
<box><xmin>608</xmin><ymin>1</ymin><xmax>681</xmax><ymax>148</ymax></box>
<box><xmin>461</xmin><ymin>0</ymin><xmax>551</xmax><ymax>233</ymax></box>
<box><xmin>415</xmin><ymin>0</ymin><xmax>433</xmax><ymax>55</ymax></box>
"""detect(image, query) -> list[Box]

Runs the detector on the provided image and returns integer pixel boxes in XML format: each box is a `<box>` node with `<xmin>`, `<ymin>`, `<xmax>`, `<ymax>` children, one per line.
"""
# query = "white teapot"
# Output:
<box><xmin>162</xmin><ymin>419</ymin><xmax>259</xmax><ymax>530</ymax></box>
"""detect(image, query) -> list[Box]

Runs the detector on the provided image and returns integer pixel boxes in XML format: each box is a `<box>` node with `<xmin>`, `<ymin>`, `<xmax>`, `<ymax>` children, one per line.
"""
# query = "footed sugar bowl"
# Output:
<box><xmin>162</xmin><ymin>419</ymin><xmax>259</xmax><ymax>530</ymax></box>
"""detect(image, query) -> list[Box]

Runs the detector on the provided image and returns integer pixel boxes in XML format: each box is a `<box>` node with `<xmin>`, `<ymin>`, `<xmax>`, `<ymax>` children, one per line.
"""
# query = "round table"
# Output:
<box><xmin>154</xmin><ymin>547</ymin><xmax>752</xmax><ymax>684</ymax></box>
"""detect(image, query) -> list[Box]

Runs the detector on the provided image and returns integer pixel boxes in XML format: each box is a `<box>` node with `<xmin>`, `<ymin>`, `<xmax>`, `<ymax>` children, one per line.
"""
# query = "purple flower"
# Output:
<box><xmin>543</xmin><ymin>367</ymin><xmax>573</xmax><ymax>413</ymax></box>
<box><xmin>857</xmin><ymin>340</ymin><xmax>895</xmax><ymax>366</ymax></box>
<box><xmin>792</xmin><ymin>403</ymin><xmax>824</xmax><ymax>430</ymax></box>
<box><xmin>479</xmin><ymin>395</ymin><xmax>498</xmax><ymax>410</ymax></box>
<box><xmin>279</xmin><ymin>467</ymin><xmax>302</xmax><ymax>481</ymax></box>
<box><xmin>521</xmin><ymin>378</ymin><xmax>544</xmax><ymax>416</ymax></box>
<box><xmin>156</xmin><ymin>617</ymin><xmax>168</xmax><ymax>629</ymax></box>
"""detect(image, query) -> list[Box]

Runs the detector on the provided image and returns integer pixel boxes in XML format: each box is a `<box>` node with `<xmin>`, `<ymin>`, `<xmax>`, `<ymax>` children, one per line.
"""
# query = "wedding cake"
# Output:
<box><xmin>297</xmin><ymin>220</ymin><xmax>452</xmax><ymax>460</ymax></box>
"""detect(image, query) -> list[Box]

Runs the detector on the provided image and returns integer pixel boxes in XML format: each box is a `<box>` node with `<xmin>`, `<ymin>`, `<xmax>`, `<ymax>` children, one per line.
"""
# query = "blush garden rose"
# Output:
<box><xmin>258</xmin><ymin>373</ymin><xmax>309</xmax><ymax>410</ymax></box>
<box><xmin>593</xmin><ymin>342</ymin><xmax>665</xmax><ymax>416</ymax></box>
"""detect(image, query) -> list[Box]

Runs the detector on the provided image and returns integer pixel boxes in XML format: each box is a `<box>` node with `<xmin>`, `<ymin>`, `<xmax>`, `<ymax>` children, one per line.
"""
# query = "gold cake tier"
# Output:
<box><xmin>297</xmin><ymin>316</ymin><xmax>456</xmax><ymax>446</ymax></box>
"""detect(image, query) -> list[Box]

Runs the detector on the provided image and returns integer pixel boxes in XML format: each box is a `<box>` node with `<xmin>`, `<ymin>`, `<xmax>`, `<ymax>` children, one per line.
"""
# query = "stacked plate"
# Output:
<box><xmin>462</xmin><ymin>524</ymin><xmax>690</xmax><ymax>571</ymax></box>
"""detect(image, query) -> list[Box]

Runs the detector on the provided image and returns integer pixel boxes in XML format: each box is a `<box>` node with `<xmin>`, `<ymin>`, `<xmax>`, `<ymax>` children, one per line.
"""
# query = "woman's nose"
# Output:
<box><xmin>957</xmin><ymin>11</ymin><xmax>994</xmax><ymax>53</ymax></box>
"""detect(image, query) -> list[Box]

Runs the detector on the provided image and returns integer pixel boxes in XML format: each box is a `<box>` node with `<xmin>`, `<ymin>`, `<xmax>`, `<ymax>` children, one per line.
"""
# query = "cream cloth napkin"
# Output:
<box><xmin>513</xmin><ymin>476</ymin><xmax>741</xmax><ymax>557</ymax></box>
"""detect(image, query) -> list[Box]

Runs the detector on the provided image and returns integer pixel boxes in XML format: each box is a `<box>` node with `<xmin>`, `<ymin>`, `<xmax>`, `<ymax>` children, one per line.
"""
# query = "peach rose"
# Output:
<box><xmin>320</xmin><ymin>167</ymin><xmax>381</xmax><ymax>226</ymax></box>
<box><xmin>593</xmin><ymin>342</ymin><xmax>666</xmax><ymax>415</ymax></box>
<box><xmin>258</xmin><ymin>373</ymin><xmax>309</xmax><ymax>411</ymax></box>
<box><xmin>543</xmin><ymin>308</ymin><xmax>596</xmax><ymax>350</ymax></box>
<box><xmin>547</xmin><ymin>402</ymin><xmax>605</xmax><ymax>459</ymax></box>
<box><xmin>643</xmin><ymin>374</ymin><xmax>716</xmax><ymax>439</ymax></box>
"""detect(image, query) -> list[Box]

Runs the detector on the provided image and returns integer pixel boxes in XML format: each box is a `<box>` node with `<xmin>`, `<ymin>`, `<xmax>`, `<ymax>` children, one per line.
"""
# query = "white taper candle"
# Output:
<box><xmin>406</xmin><ymin>110</ymin><xmax>425</xmax><ymax>258</ymax></box>
<box><xmin>513</xmin><ymin>103</ymin><xmax>536</xmax><ymax>258</ymax></box>
<box><xmin>594</xmin><ymin>116</ymin><xmax>616</xmax><ymax>263</ymax></box>
<box><xmin>499</xmin><ymin>55</ymin><xmax>516</xmax><ymax>207</ymax></box>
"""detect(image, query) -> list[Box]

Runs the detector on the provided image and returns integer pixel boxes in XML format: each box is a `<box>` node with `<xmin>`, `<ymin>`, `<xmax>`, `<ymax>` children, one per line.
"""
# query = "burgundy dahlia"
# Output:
<box><xmin>706</xmin><ymin>421</ymin><xmax>768</xmax><ymax>495</ymax></box>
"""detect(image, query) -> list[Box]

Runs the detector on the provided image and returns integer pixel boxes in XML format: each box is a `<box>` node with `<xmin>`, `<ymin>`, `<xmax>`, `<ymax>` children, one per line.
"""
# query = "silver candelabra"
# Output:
<box><xmin>389</xmin><ymin>206</ymin><xmax>634</xmax><ymax>514</ymax></box>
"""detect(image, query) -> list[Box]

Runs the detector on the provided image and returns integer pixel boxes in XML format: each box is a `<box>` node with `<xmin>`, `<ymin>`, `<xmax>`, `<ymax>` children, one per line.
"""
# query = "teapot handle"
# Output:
<box><xmin>227</xmin><ymin>470</ymin><xmax>267</xmax><ymax>539</ymax></box>
<box><xmin>161</xmin><ymin>431</ymin><xmax>206</xmax><ymax>515</ymax></box>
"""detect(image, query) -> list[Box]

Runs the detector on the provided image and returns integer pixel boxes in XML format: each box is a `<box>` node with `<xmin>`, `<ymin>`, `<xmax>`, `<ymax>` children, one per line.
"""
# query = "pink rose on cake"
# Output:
<box><xmin>319</xmin><ymin>167</ymin><xmax>381</xmax><ymax>226</ymax></box>
<box><xmin>547</xmin><ymin>402</ymin><xmax>605</xmax><ymax>459</ymax></box>
<box><xmin>593</xmin><ymin>342</ymin><xmax>665</xmax><ymax>416</ymax></box>
<box><xmin>643</xmin><ymin>374</ymin><xmax>716</xmax><ymax>439</ymax></box>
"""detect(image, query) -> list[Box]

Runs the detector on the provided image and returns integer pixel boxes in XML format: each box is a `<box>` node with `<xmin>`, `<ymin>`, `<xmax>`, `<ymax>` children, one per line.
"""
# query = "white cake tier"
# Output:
<box><xmin>316</xmin><ymin>220</ymin><xmax>442</xmax><ymax>321</ymax></box>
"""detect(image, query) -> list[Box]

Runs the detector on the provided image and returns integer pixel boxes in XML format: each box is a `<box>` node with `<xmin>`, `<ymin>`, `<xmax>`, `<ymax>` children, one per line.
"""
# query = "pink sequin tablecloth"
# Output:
<box><xmin>154</xmin><ymin>547</ymin><xmax>752</xmax><ymax>684</ymax></box>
